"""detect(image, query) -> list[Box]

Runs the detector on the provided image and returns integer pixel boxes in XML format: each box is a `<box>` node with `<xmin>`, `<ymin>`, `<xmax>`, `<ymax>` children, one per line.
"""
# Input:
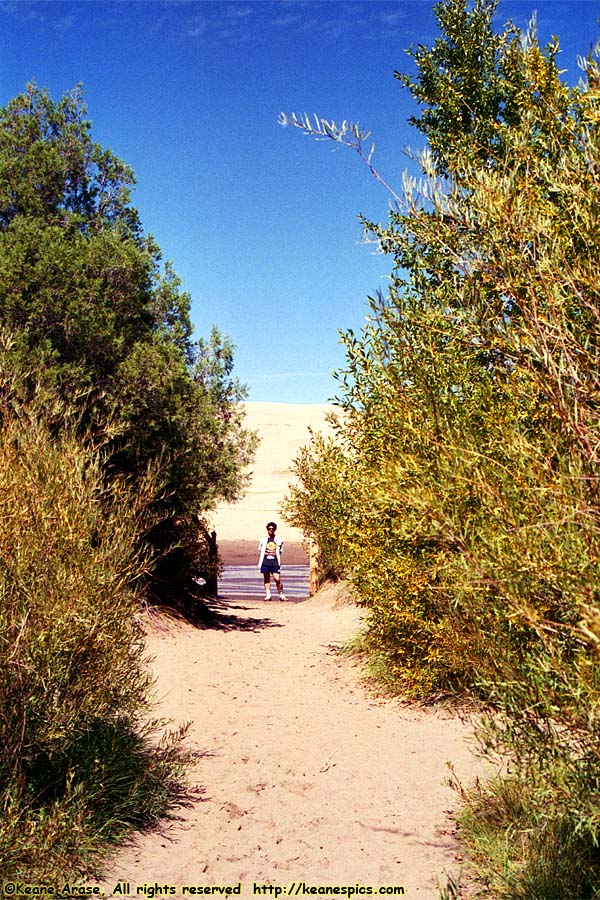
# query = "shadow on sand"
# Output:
<box><xmin>198</xmin><ymin>596</ymin><xmax>285</xmax><ymax>632</ymax></box>
<box><xmin>147</xmin><ymin>584</ymin><xmax>284</xmax><ymax>633</ymax></box>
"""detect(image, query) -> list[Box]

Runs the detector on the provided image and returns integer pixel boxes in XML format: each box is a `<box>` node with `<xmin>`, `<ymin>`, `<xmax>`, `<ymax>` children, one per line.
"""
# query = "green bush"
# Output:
<box><xmin>282</xmin><ymin>429</ymin><xmax>362</xmax><ymax>582</ymax></box>
<box><xmin>282</xmin><ymin>0</ymin><xmax>600</xmax><ymax>892</ymax></box>
<box><xmin>0</xmin><ymin>373</ymin><xmax>187</xmax><ymax>882</ymax></box>
<box><xmin>0</xmin><ymin>83</ymin><xmax>256</xmax><ymax>600</ymax></box>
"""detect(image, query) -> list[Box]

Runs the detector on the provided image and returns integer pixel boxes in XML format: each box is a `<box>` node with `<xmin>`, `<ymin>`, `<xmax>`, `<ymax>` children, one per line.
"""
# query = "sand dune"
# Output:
<box><xmin>210</xmin><ymin>402</ymin><xmax>338</xmax><ymax>551</ymax></box>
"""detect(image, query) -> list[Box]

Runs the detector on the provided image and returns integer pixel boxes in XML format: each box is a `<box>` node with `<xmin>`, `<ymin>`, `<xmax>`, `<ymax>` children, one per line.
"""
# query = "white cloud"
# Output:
<box><xmin>186</xmin><ymin>13</ymin><xmax>207</xmax><ymax>37</ymax></box>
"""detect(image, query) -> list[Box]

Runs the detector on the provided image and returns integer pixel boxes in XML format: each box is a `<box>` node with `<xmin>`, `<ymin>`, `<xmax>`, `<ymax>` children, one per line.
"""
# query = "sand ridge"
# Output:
<box><xmin>210</xmin><ymin>402</ymin><xmax>338</xmax><ymax>547</ymax></box>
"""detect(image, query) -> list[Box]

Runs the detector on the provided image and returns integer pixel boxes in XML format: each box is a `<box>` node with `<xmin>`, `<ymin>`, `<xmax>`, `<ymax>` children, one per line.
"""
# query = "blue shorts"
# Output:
<box><xmin>261</xmin><ymin>558</ymin><xmax>280</xmax><ymax>574</ymax></box>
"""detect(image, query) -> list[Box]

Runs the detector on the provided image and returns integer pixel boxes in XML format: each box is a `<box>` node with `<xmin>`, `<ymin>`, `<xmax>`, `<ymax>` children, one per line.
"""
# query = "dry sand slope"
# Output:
<box><xmin>99</xmin><ymin>404</ymin><xmax>480</xmax><ymax>899</ymax></box>
<box><xmin>209</xmin><ymin>402</ymin><xmax>338</xmax><ymax>561</ymax></box>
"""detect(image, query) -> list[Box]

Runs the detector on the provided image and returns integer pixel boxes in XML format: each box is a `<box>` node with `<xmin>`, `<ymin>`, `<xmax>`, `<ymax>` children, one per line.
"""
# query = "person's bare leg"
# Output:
<box><xmin>273</xmin><ymin>571</ymin><xmax>286</xmax><ymax>601</ymax></box>
<box><xmin>263</xmin><ymin>572</ymin><xmax>271</xmax><ymax>600</ymax></box>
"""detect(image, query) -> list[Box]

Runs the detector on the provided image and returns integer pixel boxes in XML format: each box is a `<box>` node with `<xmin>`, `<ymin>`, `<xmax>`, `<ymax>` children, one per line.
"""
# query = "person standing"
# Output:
<box><xmin>257</xmin><ymin>522</ymin><xmax>286</xmax><ymax>601</ymax></box>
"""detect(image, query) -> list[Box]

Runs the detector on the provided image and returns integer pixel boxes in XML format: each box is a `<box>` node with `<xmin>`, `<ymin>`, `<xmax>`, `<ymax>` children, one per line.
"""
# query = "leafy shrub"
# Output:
<box><xmin>0</xmin><ymin>84</ymin><xmax>256</xmax><ymax>599</ymax></box>
<box><xmin>0</xmin><ymin>368</ymin><xmax>186</xmax><ymax>882</ymax></box>
<box><xmin>282</xmin><ymin>429</ymin><xmax>361</xmax><ymax>582</ymax></box>
<box><xmin>282</xmin><ymin>0</ymin><xmax>600</xmax><ymax>892</ymax></box>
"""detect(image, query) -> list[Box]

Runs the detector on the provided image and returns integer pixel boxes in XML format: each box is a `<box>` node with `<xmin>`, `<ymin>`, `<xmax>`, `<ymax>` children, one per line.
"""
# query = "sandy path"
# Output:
<box><xmin>100</xmin><ymin>405</ymin><xmax>480</xmax><ymax>898</ymax></box>
<box><xmin>100</xmin><ymin>587</ymin><xmax>478</xmax><ymax>899</ymax></box>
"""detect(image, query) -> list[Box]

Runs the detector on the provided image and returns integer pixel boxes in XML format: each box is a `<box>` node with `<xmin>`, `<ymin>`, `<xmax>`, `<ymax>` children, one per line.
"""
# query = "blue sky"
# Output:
<box><xmin>2</xmin><ymin>0</ymin><xmax>599</xmax><ymax>403</ymax></box>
